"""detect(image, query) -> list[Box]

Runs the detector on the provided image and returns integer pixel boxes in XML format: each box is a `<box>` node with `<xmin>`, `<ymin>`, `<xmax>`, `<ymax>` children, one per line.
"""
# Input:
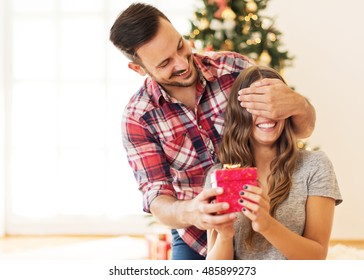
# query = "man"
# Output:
<box><xmin>109</xmin><ymin>3</ymin><xmax>315</xmax><ymax>260</ymax></box>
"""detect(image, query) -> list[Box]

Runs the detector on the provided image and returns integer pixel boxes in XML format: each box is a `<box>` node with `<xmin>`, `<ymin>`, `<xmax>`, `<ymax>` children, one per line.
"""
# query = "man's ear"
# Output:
<box><xmin>128</xmin><ymin>62</ymin><xmax>147</xmax><ymax>76</ymax></box>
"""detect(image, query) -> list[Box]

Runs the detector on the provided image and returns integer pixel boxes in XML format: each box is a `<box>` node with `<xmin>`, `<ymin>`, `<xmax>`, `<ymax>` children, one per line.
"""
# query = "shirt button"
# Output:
<box><xmin>209</xmin><ymin>150</ymin><xmax>214</xmax><ymax>155</ymax></box>
<box><xmin>198</xmin><ymin>125</ymin><xmax>203</xmax><ymax>130</ymax></box>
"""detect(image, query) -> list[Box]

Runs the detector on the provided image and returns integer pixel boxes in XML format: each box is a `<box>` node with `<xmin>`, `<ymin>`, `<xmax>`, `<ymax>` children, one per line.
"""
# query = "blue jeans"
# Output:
<box><xmin>171</xmin><ymin>229</ymin><xmax>206</xmax><ymax>260</ymax></box>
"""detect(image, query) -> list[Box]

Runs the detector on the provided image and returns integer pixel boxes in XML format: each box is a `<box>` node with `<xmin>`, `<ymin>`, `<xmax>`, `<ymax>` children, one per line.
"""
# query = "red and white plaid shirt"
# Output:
<box><xmin>122</xmin><ymin>51</ymin><xmax>253</xmax><ymax>256</ymax></box>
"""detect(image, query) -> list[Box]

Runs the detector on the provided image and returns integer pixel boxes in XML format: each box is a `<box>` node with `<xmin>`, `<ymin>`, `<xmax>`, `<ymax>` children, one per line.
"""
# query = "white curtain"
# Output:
<box><xmin>3</xmin><ymin>0</ymin><xmax>196</xmax><ymax>235</ymax></box>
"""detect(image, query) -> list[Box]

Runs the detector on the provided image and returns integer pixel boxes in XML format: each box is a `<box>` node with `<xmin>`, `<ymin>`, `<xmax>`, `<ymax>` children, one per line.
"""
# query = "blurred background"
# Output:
<box><xmin>0</xmin><ymin>0</ymin><xmax>363</xmax><ymax>252</ymax></box>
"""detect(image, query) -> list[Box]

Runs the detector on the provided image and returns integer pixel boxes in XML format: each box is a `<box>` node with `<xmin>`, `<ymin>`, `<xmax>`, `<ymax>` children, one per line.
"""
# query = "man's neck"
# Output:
<box><xmin>166</xmin><ymin>85</ymin><xmax>197</xmax><ymax>110</ymax></box>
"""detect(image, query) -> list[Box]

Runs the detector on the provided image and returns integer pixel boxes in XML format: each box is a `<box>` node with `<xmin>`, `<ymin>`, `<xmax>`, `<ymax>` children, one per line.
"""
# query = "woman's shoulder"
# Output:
<box><xmin>296</xmin><ymin>149</ymin><xmax>332</xmax><ymax>167</ymax></box>
<box><xmin>295</xmin><ymin>149</ymin><xmax>342</xmax><ymax>205</ymax></box>
<box><xmin>294</xmin><ymin>149</ymin><xmax>335</xmax><ymax>178</ymax></box>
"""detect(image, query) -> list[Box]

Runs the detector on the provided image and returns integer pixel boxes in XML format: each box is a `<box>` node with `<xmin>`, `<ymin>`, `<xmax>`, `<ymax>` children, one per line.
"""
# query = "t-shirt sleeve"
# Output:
<box><xmin>306</xmin><ymin>151</ymin><xmax>343</xmax><ymax>205</ymax></box>
<box><xmin>203</xmin><ymin>164</ymin><xmax>222</xmax><ymax>190</ymax></box>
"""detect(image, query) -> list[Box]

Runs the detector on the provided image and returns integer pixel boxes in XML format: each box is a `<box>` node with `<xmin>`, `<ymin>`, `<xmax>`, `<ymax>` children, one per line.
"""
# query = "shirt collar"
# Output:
<box><xmin>192</xmin><ymin>53</ymin><xmax>218</xmax><ymax>83</ymax></box>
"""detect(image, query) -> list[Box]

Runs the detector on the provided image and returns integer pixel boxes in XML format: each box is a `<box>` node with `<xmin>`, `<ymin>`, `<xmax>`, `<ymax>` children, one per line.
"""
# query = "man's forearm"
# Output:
<box><xmin>150</xmin><ymin>195</ymin><xmax>194</xmax><ymax>229</ymax></box>
<box><xmin>292</xmin><ymin>96</ymin><xmax>316</xmax><ymax>139</ymax></box>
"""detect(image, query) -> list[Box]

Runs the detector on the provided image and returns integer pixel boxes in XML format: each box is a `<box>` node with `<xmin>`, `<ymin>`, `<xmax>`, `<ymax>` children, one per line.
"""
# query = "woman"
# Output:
<box><xmin>204</xmin><ymin>66</ymin><xmax>342</xmax><ymax>260</ymax></box>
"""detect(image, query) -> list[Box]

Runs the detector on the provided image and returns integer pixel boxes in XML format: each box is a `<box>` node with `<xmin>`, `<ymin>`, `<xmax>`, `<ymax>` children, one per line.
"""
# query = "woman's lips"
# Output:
<box><xmin>256</xmin><ymin>122</ymin><xmax>277</xmax><ymax>129</ymax></box>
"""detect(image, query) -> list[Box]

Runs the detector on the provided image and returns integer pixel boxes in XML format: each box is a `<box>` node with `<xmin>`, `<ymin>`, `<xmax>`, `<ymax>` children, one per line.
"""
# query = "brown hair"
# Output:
<box><xmin>109</xmin><ymin>3</ymin><xmax>170</xmax><ymax>62</ymax></box>
<box><xmin>218</xmin><ymin>65</ymin><xmax>298</xmax><ymax>246</ymax></box>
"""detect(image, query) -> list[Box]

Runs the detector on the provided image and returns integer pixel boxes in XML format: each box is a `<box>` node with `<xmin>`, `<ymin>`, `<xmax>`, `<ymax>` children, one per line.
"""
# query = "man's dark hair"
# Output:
<box><xmin>109</xmin><ymin>3</ymin><xmax>170</xmax><ymax>62</ymax></box>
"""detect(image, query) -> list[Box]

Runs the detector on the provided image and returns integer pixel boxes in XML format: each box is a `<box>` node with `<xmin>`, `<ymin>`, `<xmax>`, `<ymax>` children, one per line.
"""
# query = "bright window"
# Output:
<box><xmin>3</xmin><ymin>0</ymin><xmax>196</xmax><ymax>234</ymax></box>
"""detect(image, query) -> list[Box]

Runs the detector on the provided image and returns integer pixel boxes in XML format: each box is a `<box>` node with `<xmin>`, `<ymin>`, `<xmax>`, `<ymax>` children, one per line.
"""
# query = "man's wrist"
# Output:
<box><xmin>151</xmin><ymin>195</ymin><xmax>192</xmax><ymax>229</ymax></box>
<box><xmin>177</xmin><ymin>199</ymin><xmax>194</xmax><ymax>228</ymax></box>
<box><xmin>291</xmin><ymin>91</ymin><xmax>307</xmax><ymax>117</ymax></box>
<box><xmin>299</xmin><ymin>95</ymin><xmax>311</xmax><ymax>116</ymax></box>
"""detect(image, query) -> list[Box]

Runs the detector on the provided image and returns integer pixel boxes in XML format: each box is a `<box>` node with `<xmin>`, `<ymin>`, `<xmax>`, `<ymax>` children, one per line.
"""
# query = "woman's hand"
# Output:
<box><xmin>239</xmin><ymin>184</ymin><xmax>272</xmax><ymax>233</ymax></box>
<box><xmin>214</xmin><ymin>218</ymin><xmax>236</xmax><ymax>240</ymax></box>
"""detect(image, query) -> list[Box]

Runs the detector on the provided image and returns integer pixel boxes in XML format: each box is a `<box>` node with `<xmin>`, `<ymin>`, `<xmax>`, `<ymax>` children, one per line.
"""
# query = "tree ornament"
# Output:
<box><xmin>221</xmin><ymin>39</ymin><xmax>234</xmax><ymax>51</ymax></box>
<box><xmin>198</xmin><ymin>18</ymin><xmax>210</xmax><ymax>30</ymax></box>
<box><xmin>210</xmin><ymin>19</ymin><xmax>224</xmax><ymax>40</ymax></box>
<box><xmin>212</xmin><ymin>0</ymin><xmax>228</xmax><ymax>19</ymax></box>
<box><xmin>242</xmin><ymin>21</ymin><xmax>251</xmax><ymax>35</ymax></box>
<box><xmin>261</xmin><ymin>18</ymin><xmax>272</xmax><ymax>29</ymax></box>
<box><xmin>246</xmin><ymin>0</ymin><xmax>258</xmax><ymax>13</ymax></box>
<box><xmin>239</xmin><ymin>41</ymin><xmax>248</xmax><ymax>49</ymax></box>
<box><xmin>258</xmin><ymin>50</ymin><xmax>272</xmax><ymax>66</ymax></box>
<box><xmin>223</xmin><ymin>19</ymin><xmax>236</xmax><ymax>39</ymax></box>
<box><xmin>268</xmin><ymin>32</ymin><xmax>277</xmax><ymax>42</ymax></box>
<box><xmin>221</xmin><ymin>7</ymin><xmax>236</xmax><ymax>20</ymax></box>
<box><xmin>250</xmin><ymin>32</ymin><xmax>261</xmax><ymax>44</ymax></box>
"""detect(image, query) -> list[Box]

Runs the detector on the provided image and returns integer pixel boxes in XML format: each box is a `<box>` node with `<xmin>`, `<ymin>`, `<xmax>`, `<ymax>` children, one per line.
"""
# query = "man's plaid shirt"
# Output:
<box><xmin>122</xmin><ymin>51</ymin><xmax>253</xmax><ymax>256</ymax></box>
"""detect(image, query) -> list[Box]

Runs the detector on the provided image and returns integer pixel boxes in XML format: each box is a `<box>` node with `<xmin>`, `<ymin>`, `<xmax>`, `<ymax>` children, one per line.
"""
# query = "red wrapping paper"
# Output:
<box><xmin>211</xmin><ymin>167</ymin><xmax>258</xmax><ymax>214</ymax></box>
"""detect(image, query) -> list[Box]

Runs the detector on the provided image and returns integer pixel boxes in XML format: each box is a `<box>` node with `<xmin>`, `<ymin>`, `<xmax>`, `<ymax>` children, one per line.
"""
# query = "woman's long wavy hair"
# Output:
<box><xmin>218</xmin><ymin>65</ymin><xmax>298</xmax><ymax>247</ymax></box>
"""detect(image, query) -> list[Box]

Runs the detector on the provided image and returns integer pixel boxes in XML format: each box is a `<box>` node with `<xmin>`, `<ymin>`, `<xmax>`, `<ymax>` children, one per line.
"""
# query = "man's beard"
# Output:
<box><xmin>161</xmin><ymin>68</ymin><xmax>196</xmax><ymax>88</ymax></box>
<box><xmin>145</xmin><ymin>55</ymin><xmax>197</xmax><ymax>88</ymax></box>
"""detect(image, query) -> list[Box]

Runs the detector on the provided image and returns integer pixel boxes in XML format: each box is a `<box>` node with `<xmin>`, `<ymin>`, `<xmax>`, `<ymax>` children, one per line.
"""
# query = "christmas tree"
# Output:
<box><xmin>184</xmin><ymin>0</ymin><xmax>293</xmax><ymax>71</ymax></box>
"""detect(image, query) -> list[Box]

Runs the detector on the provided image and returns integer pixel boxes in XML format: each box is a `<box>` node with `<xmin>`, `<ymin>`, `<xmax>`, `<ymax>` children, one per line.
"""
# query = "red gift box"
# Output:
<box><xmin>147</xmin><ymin>233</ymin><xmax>172</xmax><ymax>260</ymax></box>
<box><xmin>211</xmin><ymin>166</ymin><xmax>257</xmax><ymax>214</ymax></box>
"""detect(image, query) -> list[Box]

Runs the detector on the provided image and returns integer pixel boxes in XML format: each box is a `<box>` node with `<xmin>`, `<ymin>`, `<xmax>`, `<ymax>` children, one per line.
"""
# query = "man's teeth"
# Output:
<box><xmin>176</xmin><ymin>70</ymin><xmax>187</xmax><ymax>76</ymax></box>
<box><xmin>257</xmin><ymin>123</ymin><xmax>276</xmax><ymax>129</ymax></box>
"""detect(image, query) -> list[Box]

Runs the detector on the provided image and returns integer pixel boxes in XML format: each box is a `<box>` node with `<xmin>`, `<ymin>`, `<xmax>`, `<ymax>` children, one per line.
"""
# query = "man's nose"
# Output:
<box><xmin>173</xmin><ymin>54</ymin><xmax>189</xmax><ymax>70</ymax></box>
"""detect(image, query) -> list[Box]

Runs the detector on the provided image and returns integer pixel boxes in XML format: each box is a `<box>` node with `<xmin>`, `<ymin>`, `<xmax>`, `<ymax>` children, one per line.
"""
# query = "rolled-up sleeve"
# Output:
<box><xmin>122</xmin><ymin>112</ymin><xmax>177</xmax><ymax>213</ymax></box>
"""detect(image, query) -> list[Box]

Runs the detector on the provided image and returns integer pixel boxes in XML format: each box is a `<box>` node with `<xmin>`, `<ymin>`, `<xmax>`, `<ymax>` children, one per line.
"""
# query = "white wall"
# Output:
<box><xmin>266</xmin><ymin>0</ymin><xmax>364</xmax><ymax>239</ymax></box>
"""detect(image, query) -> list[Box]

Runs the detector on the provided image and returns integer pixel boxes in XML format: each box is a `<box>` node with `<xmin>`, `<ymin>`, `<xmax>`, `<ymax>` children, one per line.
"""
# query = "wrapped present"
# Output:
<box><xmin>147</xmin><ymin>233</ymin><xmax>172</xmax><ymax>260</ymax></box>
<box><xmin>211</xmin><ymin>165</ymin><xmax>257</xmax><ymax>214</ymax></box>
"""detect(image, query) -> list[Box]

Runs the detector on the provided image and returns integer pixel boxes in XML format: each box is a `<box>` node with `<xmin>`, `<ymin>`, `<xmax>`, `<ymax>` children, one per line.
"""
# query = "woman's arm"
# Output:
<box><xmin>206</xmin><ymin>223</ymin><xmax>236</xmax><ymax>260</ymax></box>
<box><xmin>241</xmin><ymin>185</ymin><xmax>335</xmax><ymax>259</ymax></box>
<box><xmin>263</xmin><ymin>196</ymin><xmax>334</xmax><ymax>259</ymax></box>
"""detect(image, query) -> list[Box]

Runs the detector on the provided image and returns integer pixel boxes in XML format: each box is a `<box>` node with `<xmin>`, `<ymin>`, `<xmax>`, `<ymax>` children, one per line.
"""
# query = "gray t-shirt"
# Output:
<box><xmin>204</xmin><ymin>150</ymin><xmax>343</xmax><ymax>260</ymax></box>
